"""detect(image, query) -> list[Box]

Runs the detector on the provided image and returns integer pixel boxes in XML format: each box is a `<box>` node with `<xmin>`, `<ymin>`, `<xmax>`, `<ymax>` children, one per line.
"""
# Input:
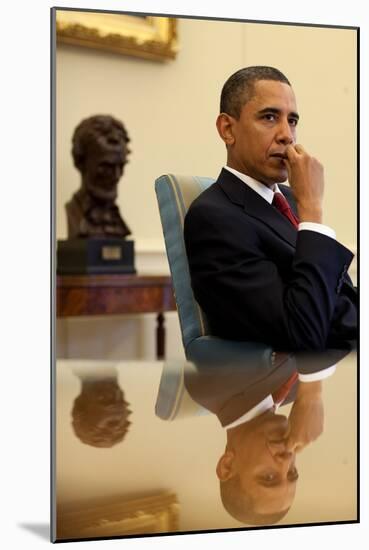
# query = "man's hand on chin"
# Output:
<box><xmin>284</xmin><ymin>144</ymin><xmax>324</xmax><ymax>224</ymax></box>
<box><xmin>285</xmin><ymin>380</ymin><xmax>324</xmax><ymax>453</ymax></box>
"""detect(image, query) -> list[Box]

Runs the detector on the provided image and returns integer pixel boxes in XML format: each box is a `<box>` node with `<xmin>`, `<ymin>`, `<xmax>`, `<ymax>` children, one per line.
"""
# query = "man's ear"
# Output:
<box><xmin>216</xmin><ymin>113</ymin><xmax>235</xmax><ymax>146</ymax></box>
<box><xmin>216</xmin><ymin>449</ymin><xmax>236</xmax><ymax>481</ymax></box>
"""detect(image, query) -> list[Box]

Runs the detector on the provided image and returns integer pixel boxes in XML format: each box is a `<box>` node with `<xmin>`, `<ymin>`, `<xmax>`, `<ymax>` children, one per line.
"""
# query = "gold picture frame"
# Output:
<box><xmin>57</xmin><ymin>491</ymin><xmax>180</xmax><ymax>540</ymax></box>
<box><xmin>56</xmin><ymin>10</ymin><xmax>178</xmax><ymax>62</ymax></box>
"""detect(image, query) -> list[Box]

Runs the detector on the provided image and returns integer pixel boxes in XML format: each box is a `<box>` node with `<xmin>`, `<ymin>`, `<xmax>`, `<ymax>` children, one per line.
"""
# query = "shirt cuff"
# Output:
<box><xmin>298</xmin><ymin>365</ymin><xmax>336</xmax><ymax>382</ymax></box>
<box><xmin>298</xmin><ymin>222</ymin><xmax>336</xmax><ymax>240</ymax></box>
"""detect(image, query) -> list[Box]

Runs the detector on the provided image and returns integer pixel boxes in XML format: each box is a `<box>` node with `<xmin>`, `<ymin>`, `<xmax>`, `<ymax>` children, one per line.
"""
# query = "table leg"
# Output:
<box><xmin>156</xmin><ymin>312</ymin><xmax>165</xmax><ymax>360</ymax></box>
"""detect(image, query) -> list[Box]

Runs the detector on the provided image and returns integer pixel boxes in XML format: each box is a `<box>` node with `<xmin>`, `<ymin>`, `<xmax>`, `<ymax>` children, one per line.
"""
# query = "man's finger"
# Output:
<box><xmin>285</xmin><ymin>144</ymin><xmax>306</xmax><ymax>160</ymax></box>
<box><xmin>294</xmin><ymin>143</ymin><xmax>306</xmax><ymax>155</ymax></box>
<box><xmin>285</xmin><ymin>438</ymin><xmax>297</xmax><ymax>452</ymax></box>
<box><xmin>283</xmin><ymin>159</ymin><xmax>292</xmax><ymax>183</ymax></box>
<box><xmin>286</xmin><ymin>438</ymin><xmax>304</xmax><ymax>453</ymax></box>
<box><xmin>285</xmin><ymin>144</ymin><xmax>298</xmax><ymax>160</ymax></box>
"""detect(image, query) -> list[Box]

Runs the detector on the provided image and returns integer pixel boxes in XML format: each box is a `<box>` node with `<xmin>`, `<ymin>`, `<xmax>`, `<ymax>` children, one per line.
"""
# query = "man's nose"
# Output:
<box><xmin>275</xmin><ymin>119</ymin><xmax>294</xmax><ymax>145</ymax></box>
<box><xmin>268</xmin><ymin>440</ymin><xmax>294</xmax><ymax>462</ymax></box>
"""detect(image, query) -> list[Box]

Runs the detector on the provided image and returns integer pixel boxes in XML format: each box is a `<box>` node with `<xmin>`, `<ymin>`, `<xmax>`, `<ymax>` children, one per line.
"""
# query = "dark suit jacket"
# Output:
<box><xmin>184</xmin><ymin>355</ymin><xmax>297</xmax><ymax>426</ymax></box>
<box><xmin>184</xmin><ymin>168</ymin><xmax>357</xmax><ymax>351</ymax></box>
<box><xmin>184</xmin><ymin>347</ymin><xmax>351</xmax><ymax>427</ymax></box>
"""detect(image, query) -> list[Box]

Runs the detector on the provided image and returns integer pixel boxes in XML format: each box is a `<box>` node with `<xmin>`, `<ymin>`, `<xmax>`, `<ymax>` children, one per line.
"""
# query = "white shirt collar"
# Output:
<box><xmin>224</xmin><ymin>165</ymin><xmax>283</xmax><ymax>204</ymax></box>
<box><xmin>223</xmin><ymin>395</ymin><xmax>275</xmax><ymax>430</ymax></box>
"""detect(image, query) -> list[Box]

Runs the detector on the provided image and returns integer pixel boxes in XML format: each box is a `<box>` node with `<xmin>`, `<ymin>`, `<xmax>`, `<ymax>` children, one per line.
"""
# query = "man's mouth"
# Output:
<box><xmin>270</xmin><ymin>153</ymin><xmax>287</xmax><ymax>160</ymax></box>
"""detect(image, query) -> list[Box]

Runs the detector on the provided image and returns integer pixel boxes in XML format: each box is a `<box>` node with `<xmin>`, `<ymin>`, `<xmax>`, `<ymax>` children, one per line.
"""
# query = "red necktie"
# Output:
<box><xmin>272</xmin><ymin>192</ymin><xmax>299</xmax><ymax>229</ymax></box>
<box><xmin>272</xmin><ymin>371</ymin><xmax>299</xmax><ymax>405</ymax></box>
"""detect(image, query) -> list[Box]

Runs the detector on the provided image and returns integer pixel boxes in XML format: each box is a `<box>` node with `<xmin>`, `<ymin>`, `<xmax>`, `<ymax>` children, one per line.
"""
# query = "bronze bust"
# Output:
<box><xmin>66</xmin><ymin>115</ymin><xmax>132</xmax><ymax>239</ymax></box>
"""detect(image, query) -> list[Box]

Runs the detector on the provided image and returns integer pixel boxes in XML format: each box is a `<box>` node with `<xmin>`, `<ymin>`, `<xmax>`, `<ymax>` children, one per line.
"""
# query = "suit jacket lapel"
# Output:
<box><xmin>217</xmin><ymin>357</ymin><xmax>298</xmax><ymax>426</ymax></box>
<box><xmin>217</xmin><ymin>168</ymin><xmax>297</xmax><ymax>248</ymax></box>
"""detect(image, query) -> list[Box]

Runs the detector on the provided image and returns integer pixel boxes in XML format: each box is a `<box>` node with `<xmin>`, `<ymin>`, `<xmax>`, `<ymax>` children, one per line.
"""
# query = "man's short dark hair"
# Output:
<box><xmin>220</xmin><ymin>66</ymin><xmax>291</xmax><ymax>119</ymax></box>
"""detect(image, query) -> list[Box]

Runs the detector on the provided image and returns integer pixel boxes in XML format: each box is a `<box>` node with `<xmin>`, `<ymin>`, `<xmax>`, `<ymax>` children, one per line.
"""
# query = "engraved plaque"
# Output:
<box><xmin>102</xmin><ymin>246</ymin><xmax>122</xmax><ymax>261</ymax></box>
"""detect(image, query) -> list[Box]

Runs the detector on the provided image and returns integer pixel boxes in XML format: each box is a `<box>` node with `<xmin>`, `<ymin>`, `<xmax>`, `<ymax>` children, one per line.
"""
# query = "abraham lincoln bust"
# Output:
<box><xmin>66</xmin><ymin>114</ymin><xmax>132</xmax><ymax>239</ymax></box>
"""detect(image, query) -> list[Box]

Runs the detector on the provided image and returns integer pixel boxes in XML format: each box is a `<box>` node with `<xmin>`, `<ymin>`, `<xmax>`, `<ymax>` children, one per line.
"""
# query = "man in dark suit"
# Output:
<box><xmin>183</xmin><ymin>346</ymin><xmax>351</xmax><ymax>525</ymax></box>
<box><xmin>184</xmin><ymin>66</ymin><xmax>357</xmax><ymax>351</ymax></box>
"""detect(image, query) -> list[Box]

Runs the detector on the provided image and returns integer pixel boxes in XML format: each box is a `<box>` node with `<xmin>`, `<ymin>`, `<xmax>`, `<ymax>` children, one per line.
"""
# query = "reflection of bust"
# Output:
<box><xmin>72</xmin><ymin>378</ymin><xmax>132</xmax><ymax>448</ymax></box>
<box><xmin>66</xmin><ymin>115</ymin><xmax>132</xmax><ymax>239</ymax></box>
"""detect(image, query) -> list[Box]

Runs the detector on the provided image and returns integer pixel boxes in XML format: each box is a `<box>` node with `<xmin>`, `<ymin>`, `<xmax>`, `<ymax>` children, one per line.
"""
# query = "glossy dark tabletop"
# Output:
<box><xmin>54</xmin><ymin>351</ymin><xmax>357</xmax><ymax>540</ymax></box>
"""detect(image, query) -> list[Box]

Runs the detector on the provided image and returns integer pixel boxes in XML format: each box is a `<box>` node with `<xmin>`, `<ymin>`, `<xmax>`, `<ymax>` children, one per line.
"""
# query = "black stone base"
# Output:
<box><xmin>57</xmin><ymin>238</ymin><xmax>136</xmax><ymax>275</ymax></box>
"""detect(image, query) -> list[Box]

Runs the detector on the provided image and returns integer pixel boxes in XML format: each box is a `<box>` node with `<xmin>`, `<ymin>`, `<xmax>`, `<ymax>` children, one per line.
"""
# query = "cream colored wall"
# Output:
<box><xmin>56</xmin><ymin>17</ymin><xmax>357</xmax><ymax>360</ymax></box>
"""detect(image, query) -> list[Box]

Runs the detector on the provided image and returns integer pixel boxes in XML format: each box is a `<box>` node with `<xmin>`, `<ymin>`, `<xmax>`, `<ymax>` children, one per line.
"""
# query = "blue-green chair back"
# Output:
<box><xmin>155</xmin><ymin>173</ymin><xmax>274</xmax><ymax>369</ymax></box>
<box><xmin>155</xmin><ymin>174</ymin><xmax>215</xmax><ymax>350</ymax></box>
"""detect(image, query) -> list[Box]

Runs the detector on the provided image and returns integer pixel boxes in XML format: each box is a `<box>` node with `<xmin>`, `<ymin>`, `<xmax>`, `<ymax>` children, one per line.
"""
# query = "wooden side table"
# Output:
<box><xmin>56</xmin><ymin>274</ymin><xmax>177</xmax><ymax>359</ymax></box>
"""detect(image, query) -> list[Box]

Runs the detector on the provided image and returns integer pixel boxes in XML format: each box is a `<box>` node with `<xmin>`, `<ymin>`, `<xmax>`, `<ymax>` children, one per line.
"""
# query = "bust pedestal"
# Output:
<box><xmin>57</xmin><ymin>238</ymin><xmax>136</xmax><ymax>275</ymax></box>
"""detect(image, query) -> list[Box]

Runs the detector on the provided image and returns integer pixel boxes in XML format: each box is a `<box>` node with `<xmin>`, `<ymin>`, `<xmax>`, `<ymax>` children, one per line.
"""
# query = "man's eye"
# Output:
<box><xmin>288</xmin><ymin>467</ymin><xmax>299</xmax><ymax>481</ymax></box>
<box><xmin>289</xmin><ymin>118</ymin><xmax>298</xmax><ymax>126</ymax></box>
<box><xmin>263</xmin><ymin>473</ymin><xmax>276</xmax><ymax>482</ymax></box>
<box><xmin>264</xmin><ymin>114</ymin><xmax>276</xmax><ymax>121</ymax></box>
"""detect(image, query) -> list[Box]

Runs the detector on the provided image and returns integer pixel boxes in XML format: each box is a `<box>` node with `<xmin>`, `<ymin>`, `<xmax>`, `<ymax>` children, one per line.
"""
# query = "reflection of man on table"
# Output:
<box><xmin>184</xmin><ymin>66</ymin><xmax>357</xmax><ymax>351</ymax></box>
<box><xmin>184</xmin><ymin>347</ymin><xmax>349</xmax><ymax>525</ymax></box>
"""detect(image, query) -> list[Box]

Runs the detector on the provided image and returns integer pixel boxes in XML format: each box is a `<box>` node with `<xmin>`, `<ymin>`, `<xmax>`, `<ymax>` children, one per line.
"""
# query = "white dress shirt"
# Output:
<box><xmin>224</xmin><ymin>395</ymin><xmax>275</xmax><ymax>430</ymax></box>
